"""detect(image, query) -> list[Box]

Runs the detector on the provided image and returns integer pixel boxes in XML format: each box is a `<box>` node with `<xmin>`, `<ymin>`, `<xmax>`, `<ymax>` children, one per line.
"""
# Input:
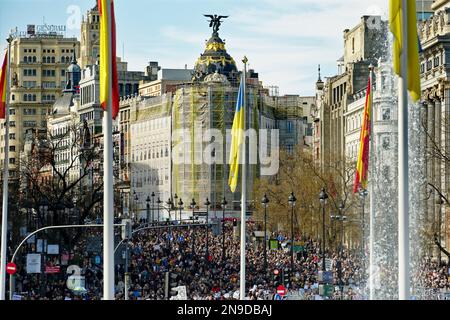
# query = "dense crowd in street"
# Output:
<box><xmin>7</xmin><ymin>220</ymin><xmax>450</xmax><ymax>300</ymax></box>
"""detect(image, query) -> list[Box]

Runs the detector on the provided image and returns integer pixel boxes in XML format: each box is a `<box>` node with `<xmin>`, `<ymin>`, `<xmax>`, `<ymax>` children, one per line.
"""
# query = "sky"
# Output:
<box><xmin>0</xmin><ymin>0</ymin><xmax>389</xmax><ymax>96</ymax></box>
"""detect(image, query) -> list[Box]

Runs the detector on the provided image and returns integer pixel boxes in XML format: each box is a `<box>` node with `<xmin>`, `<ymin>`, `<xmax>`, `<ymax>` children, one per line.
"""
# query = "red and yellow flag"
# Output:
<box><xmin>353</xmin><ymin>77</ymin><xmax>372</xmax><ymax>193</ymax></box>
<box><xmin>98</xmin><ymin>0</ymin><xmax>119</xmax><ymax>120</ymax></box>
<box><xmin>0</xmin><ymin>51</ymin><xmax>7</xmax><ymax>119</ymax></box>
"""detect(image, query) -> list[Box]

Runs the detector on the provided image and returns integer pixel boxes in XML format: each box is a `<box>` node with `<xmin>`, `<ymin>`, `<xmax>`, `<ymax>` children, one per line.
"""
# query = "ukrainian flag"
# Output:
<box><xmin>228</xmin><ymin>74</ymin><xmax>245</xmax><ymax>193</ymax></box>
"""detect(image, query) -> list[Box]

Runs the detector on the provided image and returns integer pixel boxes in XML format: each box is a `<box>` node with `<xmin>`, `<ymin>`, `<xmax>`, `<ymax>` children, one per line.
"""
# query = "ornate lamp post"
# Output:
<box><xmin>261</xmin><ymin>194</ymin><xmax>269</xmax><ymax>271</ymax></box>
<box><xmin>166</xmin><ymin>197</ymin><xmax>173</xmax><ymax>251</ymax></box>
<box><xmin>178</xmin><ymin>198</ymin><xmax>184</xmax><ymax>222</ymax></box>
<box><xmin>288</xmin><ymin>192</ymin><xmax>297</xmax><ymax>280</ymax></box>
<box><xmin>190</xmin><ymin>199</ymin><xmax>196</xmax><ymax>254</ymax></box>
<box><xmin>146</xmin><ymin>195</ymin><xmax>151</xmax><ymax>224</ymax></box>
<box><xmin>134</xmin><ymin>192</ymin><xmax>139</xmax><ymax>222</ymax></box>
<box><xmin>331</xmin><ymin>201</ymin><xmax>347</xmax><ymax>254</ymax></box>
<box><xmin>204</xmin><ymin>198</ymin><xmax>211</xmax><ymax>259</ymax></box>
<box><xmin>151</xmin><ymin>192</ymin><xmax>155</xmax><ymax>223</ymax></box>
<box><xmin>221</xmin><ymin>197</ymin><xmax>228</xmax><ymax>264</ymax></box>
<box><xmin>319</xmin><ymin>188</ymin><xmax>328</xmax><ymax>271</ymax></box>
<box><xmin>157</xmin><ymin>197</ymin><xmax>162</xmax><ymax>223</ymax></box>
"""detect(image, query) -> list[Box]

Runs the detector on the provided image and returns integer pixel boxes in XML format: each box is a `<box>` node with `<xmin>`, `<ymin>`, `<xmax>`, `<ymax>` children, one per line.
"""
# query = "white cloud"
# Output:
<box><xmin>156</xmin><ymin>0</ymin><xmax>389</xmax><ymax>95</ymax></box>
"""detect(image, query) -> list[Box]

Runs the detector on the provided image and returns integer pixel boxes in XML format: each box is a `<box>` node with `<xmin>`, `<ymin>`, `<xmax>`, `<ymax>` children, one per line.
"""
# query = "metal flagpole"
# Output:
<box><xmin>0</xmin><ymin>35</ymin><xmax>12</xmax><ymax>301</ymax></box>
<box><xmin>398</xmin><ymin>0</ymin><xmax>410</xmax><ymax>301</ymax></box>
<box><xmin>239</xmin><ymin>56</ymin><xmax>248</xmax><ymax>300</ymax></box>
<box><xmin>103</xmin><ymin>0</ymin><xmax>115</xmax><ymax>300</ymax></box>
<box><xmin>368</xmin><ymin>64</ymin><xmax>375</xmax><ymax>300</ymax></box>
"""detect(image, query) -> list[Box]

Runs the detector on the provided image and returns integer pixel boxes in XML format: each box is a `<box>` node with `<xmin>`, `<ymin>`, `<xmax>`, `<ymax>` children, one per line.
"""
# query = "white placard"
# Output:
<box><xmin>170</xmin><ymin>286</ymin><xmax>187</xmax><ymax>300</ymax></box>
<box><xmin>26</xmin><ymin>254</ymin><xmax>41</xmax><ymax>274</ymax></box>
<box><xmin>47</xmin><ymin>244</ymin><xmax>59</xmax><ymax>255</ymax></box>
<box><xmin>36</xmin><ymin>239</ymin><xmax>44</xmax><ymax>253</ymax></box>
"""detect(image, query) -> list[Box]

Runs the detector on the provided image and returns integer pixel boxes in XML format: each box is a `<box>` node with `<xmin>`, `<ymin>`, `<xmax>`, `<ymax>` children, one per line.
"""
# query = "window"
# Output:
<box><xmin>434</xmin><ymin>56</ymin><xmax>440</xmax><ymax>68</ymax></box>
<box><xmin>420</xmin><ymin>63</ymin><xmax>425</xmax><ymax>74</ymax></box>
<box><xmin>43</xmin><ymin>81</ymin><xmax>56</xmax><ymax>88</ymax></box>
<box><xmin>287</xmin><ymin>121</ymin><xmax>293</xmax><ymax>133</ymax></box>
<box><xmin>9</xmin><ymin>121</ymin><xmax>15</xmax><ymax>127</ymax></box>
<box><xmin>9</xmin><ymin>146</ymin><xmax>15</xmax><ymax>152</ymax></box>
<box><xmin>23</xmin><ymin>108</ymin><xmax>36</xmax><ymax>115</ymax></box>
<box><xmin>9</xmin><ymin>109</ymin><xmax>15</xmax><ymax>115</ymax></box>
<box><xmin>9</xmin><ymin>158</ymin><xmax>15</xmax><ymax>165</ymax></box>
<box><xmin>9</xmin><ymin>133</ymin><xmax>15</xmax><ymax>140</ymax></box>
<box><xmin>382</xmin><ymin>108</ymin><xmax>391</xmax><ymax>120</ymax></box>
<box><xmin>427</xmin><ymin>59</ymin><xmax>432</xmax><ymax>71</ymax></box>
<box><xmin>23</xmin><ymin>121</ymin><xmax>37</xmax><ymax>127</ymax></box>
<box><xmin>23</xmin><ymin>81</ymin><xmax>37</xmax><ymax>88</ymax></box>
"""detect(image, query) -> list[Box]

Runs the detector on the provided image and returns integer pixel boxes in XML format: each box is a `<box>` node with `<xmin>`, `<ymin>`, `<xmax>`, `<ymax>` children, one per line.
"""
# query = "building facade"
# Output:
<box><xmin>419</xmin><ymin>0</ymin><xmax>450</xmax><ymax>257</ymax></box>
<box><xmin>0</xmin><ymin>31</ymin><xmax>79</xmax><ymax>179</ymax></box>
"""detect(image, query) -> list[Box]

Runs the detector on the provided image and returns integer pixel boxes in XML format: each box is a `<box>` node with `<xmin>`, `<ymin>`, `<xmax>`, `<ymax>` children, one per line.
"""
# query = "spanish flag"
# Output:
<box><xmin>228</xmin><ymin>74</ymin><xmax>245</xmax><ymax>193</ymax></box>
<box><xmin>390</xmin><ymin>0</ymin><xmax>421</xmax><ymax>102</ymax></box>
<box><xmin>98</xmin><ymin>0</ymin><xmax>119</xmax><ymax>119</ymax></box>
<box><xmin>354</xmin><ymin>77</ymin><xmax>371</xmax><ymax>193</ymax></box>
<box><xmin>0</xmin><ymin>51</ymin><xmax>7</xmax><ymax>119</ymax></box>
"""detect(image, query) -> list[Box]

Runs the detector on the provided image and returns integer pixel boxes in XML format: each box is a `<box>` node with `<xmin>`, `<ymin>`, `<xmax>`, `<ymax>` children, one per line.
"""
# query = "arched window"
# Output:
<box><xmin>51</xmin><ymin>57</ymin><xmax>55</xmax><ymax>63</ymax></box>
<box><xmin>24</xmin><ymin>94</ymin><xmax>28</xmax><ymax>101</ymax></box>
<box><xmin>33</xmin><ymin>56</ymin><xmax>36</xmax><ymax>63</ymax></box>
<box><xmin>61</xmin><ymin>57</ymin><xmax>65</xmax><ymax>63</ymax></box>
<box><xmin>32</xmin><ymin>94</ymin><xmax>36</xmax><ymax>101</ymax></box>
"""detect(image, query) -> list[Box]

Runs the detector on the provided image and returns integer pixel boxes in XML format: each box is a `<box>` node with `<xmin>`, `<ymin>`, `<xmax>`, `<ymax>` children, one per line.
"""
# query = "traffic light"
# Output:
<box><xmin>121</xmin><ymin>219</ymin><xmax>132</xmax><ymax>240</ymax></box>
<box><xmin>233</xmin><ymin>218</ymin><xmax>237</xmax><ymax>227</ymax></box>
<box><xmin>273</xmin><ymin>269</ymin><xmax>280</xmax><ymax>286</ymax></box>
<box><xmin>283</xmin><ymin>269</ymin><xmax>290</xmax><ymax>288</ymax></box>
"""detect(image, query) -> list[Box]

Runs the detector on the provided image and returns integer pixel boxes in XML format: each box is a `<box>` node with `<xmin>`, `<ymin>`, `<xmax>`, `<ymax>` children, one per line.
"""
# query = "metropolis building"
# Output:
<box><xmin>121</xmin><ymin>19</ymin><xmax>313</xmax><ymax>219</ymax></box>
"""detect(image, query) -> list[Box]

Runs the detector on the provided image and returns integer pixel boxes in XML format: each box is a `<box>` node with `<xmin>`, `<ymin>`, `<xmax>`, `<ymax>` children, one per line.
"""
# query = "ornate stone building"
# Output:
<box><xmin>418</xmin><ymin>0</ymin><xmax>450</xmax><ymax>258</ymax></box>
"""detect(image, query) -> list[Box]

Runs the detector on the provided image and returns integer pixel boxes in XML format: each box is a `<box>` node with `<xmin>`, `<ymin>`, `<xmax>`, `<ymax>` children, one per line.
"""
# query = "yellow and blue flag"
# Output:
<box><xmin>228</xmin><ymin>74</ymin><xmax>245</xmax><ymax>193</ymax></box>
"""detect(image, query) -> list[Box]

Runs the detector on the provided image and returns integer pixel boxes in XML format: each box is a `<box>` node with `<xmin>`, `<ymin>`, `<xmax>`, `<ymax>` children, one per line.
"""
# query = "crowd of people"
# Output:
<box><xmin>8</xmin><ymin>219</ymin><xmax>450</xmax><ymax>300</ymax></box>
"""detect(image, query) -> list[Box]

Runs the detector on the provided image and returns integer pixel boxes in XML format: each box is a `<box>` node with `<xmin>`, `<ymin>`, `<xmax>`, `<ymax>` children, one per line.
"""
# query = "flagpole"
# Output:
<box><xmin>103</xmin><ymin>0</ymin><xmax>115</xmax><ymax>300</ymax></box>
<box><xmin>0</xmin><ymin>35</ymin><xmax>12</xmax><ymax>301</ymax></box>
<box><xmin>398</xmin><ymin>0</ymin><xmax>410</xmax><ymax>300</ymax></box>
<box><xmin>368</xmin><ymin>64</ymin><xmax>375</xmax><ymax>300</ymax></box>
<box><xmin>239</xmin><ymin>56</ymin><xmax>248</xmax><ymax>300</ymax></box>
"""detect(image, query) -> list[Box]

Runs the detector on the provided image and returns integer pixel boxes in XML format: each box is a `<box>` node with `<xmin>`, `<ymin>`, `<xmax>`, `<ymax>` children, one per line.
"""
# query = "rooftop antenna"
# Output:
<box><xmin>318</xmin><ymin>64</ymin><xmax>322</xmax><ymax>82</ymax></box>
<box><xmin>122</xmin><ymin>42</ymin><xmax>125</xmax><ymax>60</ymax></box>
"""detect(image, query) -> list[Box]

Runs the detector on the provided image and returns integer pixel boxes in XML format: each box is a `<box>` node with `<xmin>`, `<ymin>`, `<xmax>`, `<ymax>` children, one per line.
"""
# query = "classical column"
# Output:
<box><xmin>434</xmin><ymin>98</ymin><xmax>442</xmax><ymax>255</ymax></box>
<box><xmin>427</xmin><ymin>99</ymin><xmax>436</xmax><ymax>255</ymax></box>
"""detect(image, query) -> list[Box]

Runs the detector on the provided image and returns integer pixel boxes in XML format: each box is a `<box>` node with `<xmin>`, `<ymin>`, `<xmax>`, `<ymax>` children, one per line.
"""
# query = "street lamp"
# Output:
<box><xmin>261</xmin><ymin>194</ymin><xmax>269</xmax><ymax>271</ymax></box>
<box><xmin>319</xmin><ymin>188</ymin><xmax>328</xmax><ymax>271</ymax></box>
<box><xmin>331</xmin><ymin>201</ymin><xmax>347</xmax><ymax>254</ymax></box>
<box><xmin>134</xmin><ymin>192</ymin><xmax>139</xmax><ymax>222</ymax></box>
<box><xmin>221</xmin><ymin>197</ymin><xmax>228</xmax><ymax>264</ymax></box>
<box><xmin>146</xmin><ymin>195</ymin><xmax>151</xmax><ymax>224</ymax></box>
<box><xmin>359</xmin><ymin>189</ymin><xmax>368</xmax><ymax>259</ymax></box>
<box><xmin>166</xmin><ymin>197</ymin><xmax>173</xmax><ymax>251</ymax></box>
<box><xmin>204</xmin><ymin>198</ymin><xmax>211</xmax><ymax>260</ymax></box>
<box><xmin>190</xmin><ymin>199</ymin><xmax>196</xmax><ymax>254</ymax></box>
<box><xmin>288</xmin><ymin>192</ymin><xmax>296</xmax><ymax>281</ymax></box>
<box><xmin>151</xmin><ymin>192</ymin><xmax>155</xmax><ymax>223</ymax></box>
<box><xmin>178</xmin><ymin>198</ymin><xmax>184</xmax><ymax>222</ymax></box>
<box><xmin>156</xmin><ymin>197</ymin><xmax>162</xmax><ymax>223</ymax></box>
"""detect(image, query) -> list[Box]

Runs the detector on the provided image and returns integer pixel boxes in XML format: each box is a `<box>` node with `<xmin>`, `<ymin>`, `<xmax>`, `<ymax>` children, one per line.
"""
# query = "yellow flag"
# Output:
<box><xmin>228</xmin><ymin>75</ymin><xmax>245</xmax><ymax>193</ymax></box>
<box><xmin>389</xmin><ymin>0</ymin><xmax>421</xmax><ymax>102</ymax></box>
